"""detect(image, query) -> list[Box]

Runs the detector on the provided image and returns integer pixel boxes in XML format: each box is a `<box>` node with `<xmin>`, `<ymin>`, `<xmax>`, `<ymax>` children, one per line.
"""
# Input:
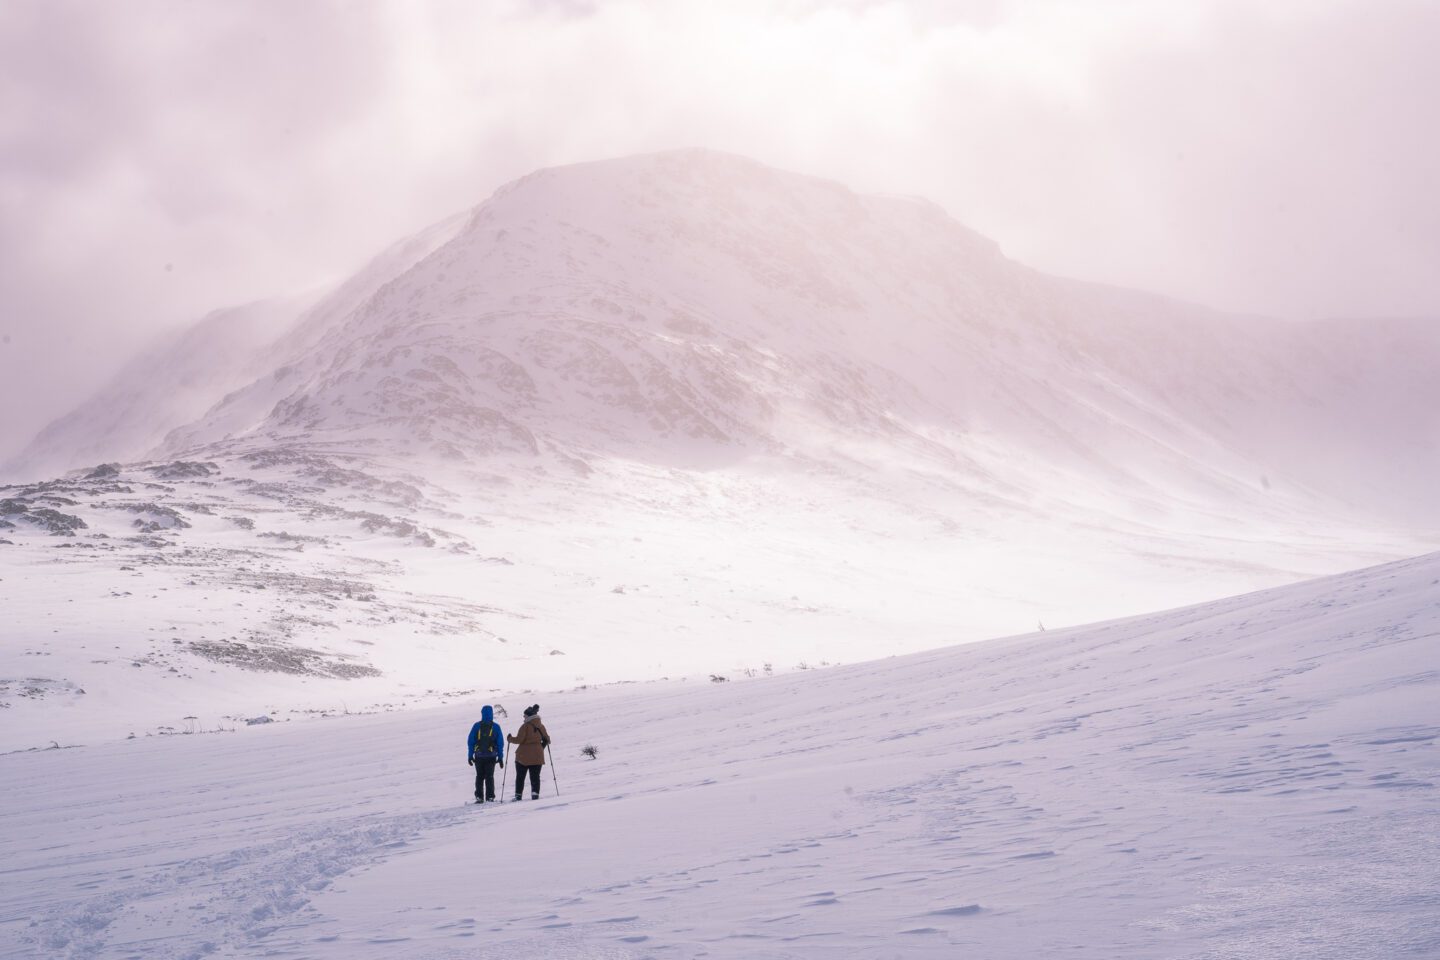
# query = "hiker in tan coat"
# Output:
<box><xmin>507</xmin><ymin>703</ymin><xmax>551</xmax><ymax>800</ymax></box>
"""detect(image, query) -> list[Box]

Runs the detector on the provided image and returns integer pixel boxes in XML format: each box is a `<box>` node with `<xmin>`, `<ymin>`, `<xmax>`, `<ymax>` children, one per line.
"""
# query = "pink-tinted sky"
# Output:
<box><xmin>2</xmin><ymin>0</ymin><xmax>1438</xmax><ymax>460</ymax></box>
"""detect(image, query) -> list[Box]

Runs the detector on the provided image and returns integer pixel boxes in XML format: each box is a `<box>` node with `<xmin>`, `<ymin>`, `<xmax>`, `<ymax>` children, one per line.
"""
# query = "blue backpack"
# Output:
<box><xmin>473</xmin><ymin>720</ymin><xmax>498</xmax><ymax>760</ymax></box>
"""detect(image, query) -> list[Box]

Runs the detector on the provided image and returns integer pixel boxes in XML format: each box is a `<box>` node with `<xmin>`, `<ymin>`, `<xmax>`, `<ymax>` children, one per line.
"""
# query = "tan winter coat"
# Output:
<box><xmin>507</xmin><ymin>716</ymin><xmax>550</xmax><ymax>766</ymax></box>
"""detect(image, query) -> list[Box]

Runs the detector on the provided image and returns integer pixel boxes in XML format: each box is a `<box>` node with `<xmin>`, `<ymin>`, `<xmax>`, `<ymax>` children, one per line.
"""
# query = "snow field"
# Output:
<box><xmin>6</xmin><ymin>444</ymin><xmax>1433</xmax><ymax>755</ymax></box>
<box><xmin>3</xmin><ymin>551</ymin><xmax>1437</xmax><ymax>958</ymax></box>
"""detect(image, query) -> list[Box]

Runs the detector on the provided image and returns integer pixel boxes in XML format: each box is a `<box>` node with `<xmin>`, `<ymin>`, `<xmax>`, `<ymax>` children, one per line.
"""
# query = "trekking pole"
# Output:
<box><xmin>546</xmin><ymin>742</ymin><xmax>560</xmax><ymax>797</ymax></box>
<box><xmin>500</xmin><ymin>741</ymin><xmax>509</xmax><ymax>803</ymax></box>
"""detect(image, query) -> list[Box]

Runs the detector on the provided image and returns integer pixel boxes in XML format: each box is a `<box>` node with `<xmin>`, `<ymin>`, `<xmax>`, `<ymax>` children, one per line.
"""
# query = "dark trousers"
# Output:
<box><xmin>514</xmin><ymin>762</ymin><xmax>542</xmax><ymax>798</ymax></box>
<box><xmin>473</xmin><ymin>758</ymin><xmax>498</xmax><ymax>801</ymax></box>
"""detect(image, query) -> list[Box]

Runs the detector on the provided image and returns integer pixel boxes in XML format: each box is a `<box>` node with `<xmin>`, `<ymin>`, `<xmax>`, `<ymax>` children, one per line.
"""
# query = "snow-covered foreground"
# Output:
<box><xmin>4</xmin><ymin>552</ymin><xmax>1438</xmax><ymax>959</ymax></box>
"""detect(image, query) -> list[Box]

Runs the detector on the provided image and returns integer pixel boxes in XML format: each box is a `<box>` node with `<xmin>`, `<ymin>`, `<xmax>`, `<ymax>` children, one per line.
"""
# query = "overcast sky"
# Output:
<box><xmin>2</xmin><ymin>0</ymin><xmax>1438</xmax><ymax>461</ymax></box>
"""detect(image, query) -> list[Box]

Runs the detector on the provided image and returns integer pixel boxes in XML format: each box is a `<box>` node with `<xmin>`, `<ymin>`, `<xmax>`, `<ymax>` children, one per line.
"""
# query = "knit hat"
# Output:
<box><xmin>523</xmin><ymin>703</ymin><xmax>540</xmax><ymax>718</ymax></box>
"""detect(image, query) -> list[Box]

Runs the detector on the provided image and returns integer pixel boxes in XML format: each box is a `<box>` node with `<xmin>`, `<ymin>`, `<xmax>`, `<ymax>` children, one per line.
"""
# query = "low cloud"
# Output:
<box><xmin>2</xmin><ymin>0</ymin><xmax>1437</xmax><ymax>458</ymax></box>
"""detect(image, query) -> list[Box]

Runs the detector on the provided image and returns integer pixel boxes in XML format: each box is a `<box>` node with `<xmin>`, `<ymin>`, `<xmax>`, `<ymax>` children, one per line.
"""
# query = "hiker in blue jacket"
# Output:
<box><xmin>466</xmin><ymin>705</ymin><xmax>505</xmax><ymax>803</ymax></box>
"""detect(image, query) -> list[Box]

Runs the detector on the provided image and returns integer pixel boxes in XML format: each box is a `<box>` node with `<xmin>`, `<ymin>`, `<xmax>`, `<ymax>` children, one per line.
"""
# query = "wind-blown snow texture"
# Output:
<box><xmin>3</xmin><ymin>551</ymin><xmax>1437</xmax><ymax>958</ymax></box>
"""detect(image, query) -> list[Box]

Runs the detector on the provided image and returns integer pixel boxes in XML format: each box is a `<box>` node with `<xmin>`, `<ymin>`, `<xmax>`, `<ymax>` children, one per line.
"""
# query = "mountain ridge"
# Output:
<box><xmin>11</xmin><ymin>149</ymin><xmax>1438</xmax><ymax>526</ymax></box>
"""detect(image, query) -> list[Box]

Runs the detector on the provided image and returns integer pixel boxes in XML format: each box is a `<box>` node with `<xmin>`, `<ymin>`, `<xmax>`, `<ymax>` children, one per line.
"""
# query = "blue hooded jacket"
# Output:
<box><xmin>467</xmin><ymin>706</ymin><xmax>504</xmax><ymax>762</ymax></box>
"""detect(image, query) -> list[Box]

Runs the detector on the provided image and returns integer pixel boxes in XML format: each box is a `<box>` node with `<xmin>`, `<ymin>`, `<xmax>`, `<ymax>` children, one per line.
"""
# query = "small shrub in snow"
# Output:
<box><xmin>581</xmin><ymin>744</ymin><xmax>599</xmax><ymax>760</ymax></box>
<box><xmin>709</xmin><ymin>674</ymin><xmax>728</xmax><ymax>683</ymax></box>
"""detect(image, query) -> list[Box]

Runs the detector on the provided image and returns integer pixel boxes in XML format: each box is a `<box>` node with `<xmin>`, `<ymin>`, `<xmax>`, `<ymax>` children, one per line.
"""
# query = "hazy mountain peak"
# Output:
<box><xmin>10</xmin><ymin>151</ymin><xmax>1440</xmax><ymax>525</ymax></box>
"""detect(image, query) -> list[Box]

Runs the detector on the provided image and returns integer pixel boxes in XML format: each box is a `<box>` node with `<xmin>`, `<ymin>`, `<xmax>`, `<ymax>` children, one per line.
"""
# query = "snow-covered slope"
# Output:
<box><xmin>4</xmin><ymin>550</ymin><xmax>1436</xmax><ymax>958</ymax></box>
<box><xmin>2</xmin><ymin>447</ymin><xmax>1431</xmax><ymax>753</ymax></box>
<box><xmin>138</xmin><ymin>153</ymin><xmax>1424</xmax><ymax>519</ymax></box>
<box><xmin>3</xmin><ymin>150</ymin><xmax>1438</xmax><ymax>742</ymax></box>
<box><xmin>129</xmin><ymin>153</ymin><xmax>1438</xmax><ymax>524</ymax></box>
<box><xmin>3</xmin><ymin>212</ymin><xmax>467</xmax><ymax>482</ymax></box>
<box><xmin>4</xmin><ymin>296</ymin><xmax>309</xmax><ymax>482</ymax></box>
<box><xmin>16</xmin><ymin>151</ymin><xmax>1440</xmax><ymax>517</ymax></box>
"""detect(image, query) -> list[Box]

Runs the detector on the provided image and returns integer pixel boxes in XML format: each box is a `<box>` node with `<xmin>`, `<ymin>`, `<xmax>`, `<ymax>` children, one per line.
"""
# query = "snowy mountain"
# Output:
<box><xmin>2</xmin><ymin>150</ymin><xmax>1438</xmax><ymax>745</ymax></box>
<box><xmin>7</xmin><ymin>296</ymin><xmax>309</xmax><ymax>481</ymax></box>
<box><xmin>13</xmin><ymin>151</ymin><xmax>1440</xmax><ymax>514</ymax></box>
<box><xmin>167</xmin><ymin>152</ymin><xmax>1440</xmax><ymax>523</ymax></box>
<box><xmin>4</xmin><ymin>548</ymin><xmax>1436</xmax><ymax>957</ymax></box>
<box><xmin>4</xmin><ymin>212</ymin><xmax>468</xmax><ymax>481</ymax></box>
<box><xmin>4</xmin><ymin>148</ymin><xmax>1437</xmax><ymax>957</ymax></box>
